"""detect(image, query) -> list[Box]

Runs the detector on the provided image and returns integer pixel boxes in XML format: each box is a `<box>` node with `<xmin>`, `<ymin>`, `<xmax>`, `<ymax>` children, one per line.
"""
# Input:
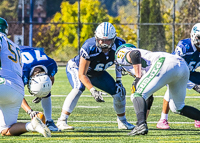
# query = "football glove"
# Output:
<box><xmin>115</xmin><ymin>80</ymin><xmax>126</xmax><ymax>96</ymax></box>
<box><xmin>27</xmin><ymin>109</ymin><xmax>39</xmax><ymax>119</ymax></box>
<box><xmin>131</xmin><ymin>77</ymin><xmax>140</xmax><ymax>94</ymax></box>
<box><xmin>193</xmin><ymin>84</ymin><xmax>200</xmax><ymax>93</ymax></box>
<box><xmin>90</xmin><ymin>87</ymin><xmax>106</xmax><ymax>102</ymax></box>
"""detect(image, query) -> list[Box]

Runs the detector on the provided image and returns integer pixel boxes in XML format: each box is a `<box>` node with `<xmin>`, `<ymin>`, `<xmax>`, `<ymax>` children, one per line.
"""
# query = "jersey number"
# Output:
<box><xmin>117</xmin><ymin>50</ymin><xmax>125</xmax><ymax>59</ymax></box>
<box><xmin>22</xmin><ymin>50</ymin><xmax>48</xmax><ymax>64</ymax></box>
<box><xmin>188</xmin><ymin>61</ymin><xmax>200</xmax><ymax>71</ymax></box>
<box><xmin>94</xmin><ymin>62</ymin><xmax>113</xmax><ymax>71</ymax></box>
<box><xmin>7</xmin><ymin>41</ymin><xmax>22</xmax><ymax>66</ymax></box>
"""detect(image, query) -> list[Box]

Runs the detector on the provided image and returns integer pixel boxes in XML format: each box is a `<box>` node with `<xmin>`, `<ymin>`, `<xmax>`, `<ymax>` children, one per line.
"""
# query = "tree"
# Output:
<box><xmin>140</xmin><ymin>0</ymin><xmax>150</xmax><ymax>49</ymax></box>
<box><xmin>148</xmin><ymin>0</ymin><xmax>166</xmax><ymax>51</ymax></box>
<box><xmin>177</xmin><ymin>0</ymin><xmax>200</xmax><ymax>41</ymax></box>
<box><xmin>0</xmin><ymin>0</ymin><xmax>18</xmax><ymax>20</ymax></box>
<box><xmin>34</xmin><ymin>0</ymin><xmax>137</xmax><ymax>61</ymax></box>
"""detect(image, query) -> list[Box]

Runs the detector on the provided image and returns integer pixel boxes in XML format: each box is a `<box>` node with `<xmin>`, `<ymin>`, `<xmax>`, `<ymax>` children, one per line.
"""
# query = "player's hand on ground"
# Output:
<box><xmin>90</xmin><ymin>87</ymin><xmax>106</xmax><ymax>102</ymax></box>
<box><xmin>27</xmin><ymin>109</ymin><xmax>39</xmax><ymax>119</ymax></box>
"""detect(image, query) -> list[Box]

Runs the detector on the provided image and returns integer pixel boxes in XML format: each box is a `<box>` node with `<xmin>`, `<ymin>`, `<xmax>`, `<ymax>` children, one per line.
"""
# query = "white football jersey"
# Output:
<box><xmin>0</xmin><ymin>33</ymin><xmax>24</xmax><ymax>94</ymax></box>
<box><xmin>115</xmin><ymin>46</ymin><xmax>183</xmax><ymax>76</ymax></box>
<box><xmin>115</xmin><ymin>47</ymin><xmax>151</xmax><ymax>76</ymax></box>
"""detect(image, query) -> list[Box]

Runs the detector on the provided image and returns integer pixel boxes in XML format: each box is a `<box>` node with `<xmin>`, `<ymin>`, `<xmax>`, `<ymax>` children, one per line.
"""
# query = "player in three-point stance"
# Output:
<box><xmin>115</xmin><ymin>43</ymin><xmax>200</xmax><ymax>136</ymax></box>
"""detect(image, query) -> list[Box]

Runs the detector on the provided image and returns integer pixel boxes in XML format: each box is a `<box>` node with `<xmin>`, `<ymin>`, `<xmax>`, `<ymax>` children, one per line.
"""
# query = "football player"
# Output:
<box><xmin>56</xmin><ymin>22</ymin><xmax>135</xmax><ymax>130</ymax></box>
<box><xmin>0</xmin><ymin>17</ymin><xmax>51</xmax><ymax>137</ymax></box>
<box><xmin>20</xmin><ymin>46</ymin><xmax>60</xmax><ymax>132</ymax></box>
<box><xmin>115</xmin><ymin>43</ymin><xmax>200</xmax><ymax>136</ymax></box>
<box><xmin>157</xmin><ymin>23</ymin><xmax>200</xmax><ymax>129</ymax></box>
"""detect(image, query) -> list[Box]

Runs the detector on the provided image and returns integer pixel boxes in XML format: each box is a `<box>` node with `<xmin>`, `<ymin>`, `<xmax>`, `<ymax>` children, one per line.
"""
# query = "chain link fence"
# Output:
<box><xmin>6</xmin><ymin>0</ymin><xmax>199</xmax><ymax>61</ymax></box>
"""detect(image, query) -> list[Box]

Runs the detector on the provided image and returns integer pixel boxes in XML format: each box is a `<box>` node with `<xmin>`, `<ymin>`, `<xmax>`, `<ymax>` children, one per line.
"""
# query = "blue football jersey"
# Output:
<box><xmin>20</xmin><ymin>46</ymin><xmax>58</xmax><ymax>85</ymax></box>
<box><xmin>71</xmin><ymin>37</ymin><xmax>125</xmax><ymax>76</ymax></box>
<box><xmin>173</xmin><ymin>38</ymin><xmax>200</xmax><ymax>72</ymax></box>
<box><xmin>173</xmin><ymin>38</ymin><xmax>200</xmax><ymax>84</ymax></box>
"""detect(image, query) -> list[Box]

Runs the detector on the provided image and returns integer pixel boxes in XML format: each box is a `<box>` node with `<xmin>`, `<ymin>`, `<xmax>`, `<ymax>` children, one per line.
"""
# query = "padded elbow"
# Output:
<box><xmin>129</xmin><ymin>50</ymin><xmax>141</xmax><ymax>65</ymax></box>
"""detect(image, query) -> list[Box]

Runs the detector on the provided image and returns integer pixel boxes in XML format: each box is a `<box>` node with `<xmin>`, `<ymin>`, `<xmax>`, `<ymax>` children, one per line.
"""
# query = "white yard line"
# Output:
<box><xmin>22</xmin><ymin>94</ymin><xmax>198</xmax><ymax>124</ymax></box>
<box><xmin>25</xmin><ymin>95</ymin><xmax>200</xmax><ymax>98</ymax></box>
<box><xmin>17</xmin><ymin>119</ymin><xmax>194</xmax><ymax>124</ymax></box>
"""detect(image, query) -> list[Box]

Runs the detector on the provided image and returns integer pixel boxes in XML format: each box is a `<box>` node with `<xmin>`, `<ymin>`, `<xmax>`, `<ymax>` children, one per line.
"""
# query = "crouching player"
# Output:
<box><xmin>0</xmin><ymin>17</ymin><xmax>51</xmax><ymax>137</ymax></box>
<box><xmin>20</xmin><ymin>46</ymin><xmax>60</xmax><ymax>132</ymax></box>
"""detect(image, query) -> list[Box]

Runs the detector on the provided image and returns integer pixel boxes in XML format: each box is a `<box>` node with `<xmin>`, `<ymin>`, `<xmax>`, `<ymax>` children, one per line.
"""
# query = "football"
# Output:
<box><xmin>36</xmin><ymin>112</ymin><xmax>46</xmax><ymax>124</ymax></box>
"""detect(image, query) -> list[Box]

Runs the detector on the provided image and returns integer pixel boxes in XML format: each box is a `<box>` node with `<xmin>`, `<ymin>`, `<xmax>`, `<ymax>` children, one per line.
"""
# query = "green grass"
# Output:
<box><xmin>2</xmin><ymin>67</ymin><xmax>200</xmax><ymax>143</ymax></box>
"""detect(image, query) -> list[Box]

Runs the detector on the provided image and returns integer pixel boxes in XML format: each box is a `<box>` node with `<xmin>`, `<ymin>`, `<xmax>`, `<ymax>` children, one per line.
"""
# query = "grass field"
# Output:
<box><xmin>1</xmin><ymin>67</ymin><xmax>200</xmax><ymax>143</ymax></box>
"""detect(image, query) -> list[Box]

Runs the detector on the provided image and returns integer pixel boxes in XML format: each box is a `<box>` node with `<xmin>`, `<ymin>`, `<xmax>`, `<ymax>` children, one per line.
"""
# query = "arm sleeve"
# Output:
<box><xmin>129</xmin><ymin>50</ymin><xmax>141</xmax><ymax>65</ymax></box>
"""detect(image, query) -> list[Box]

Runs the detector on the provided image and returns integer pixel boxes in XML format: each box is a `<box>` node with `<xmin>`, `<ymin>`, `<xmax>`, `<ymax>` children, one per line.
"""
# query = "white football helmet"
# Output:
<box><xmin>95</xmin><ymin>22</ymin><xmax>116</xmax><ymax>51</ymax></box>
<box><xmin>191</xmin><ymin>23</ymin><xmax>200</xmax><ymax>48</ymax></box>
<box><xmin>28</xmin><ymin>72</ymin><xmax>52</xmax><ymax>98</ymax></box>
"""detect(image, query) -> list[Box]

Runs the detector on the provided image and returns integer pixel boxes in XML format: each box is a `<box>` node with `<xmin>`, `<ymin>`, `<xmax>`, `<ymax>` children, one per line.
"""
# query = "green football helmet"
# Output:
<box><xmin>0</xmin><ymin>17</ymin><xmax>8</xmax><ymax>35</ymax></box>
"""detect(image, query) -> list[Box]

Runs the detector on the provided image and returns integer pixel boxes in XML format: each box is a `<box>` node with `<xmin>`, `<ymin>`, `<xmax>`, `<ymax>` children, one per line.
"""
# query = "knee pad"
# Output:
<box><xmin>169</xmin><ymin>100</ymin><xmax>185</xmax><ymax>114</ymax></box>
<box><xmin>112</xmin><ymin>91</ymin><xmax>126</xmax><ymax>114</ymax></box>
<box><xmin>146</xmin><ymin>94</ymin><xmax>154</xmax><ymax>110</ymax></box>
<box><xmin>130</xmin><ymin>92</ymin><xmax>142</xmax><ymax>103</ymax></box>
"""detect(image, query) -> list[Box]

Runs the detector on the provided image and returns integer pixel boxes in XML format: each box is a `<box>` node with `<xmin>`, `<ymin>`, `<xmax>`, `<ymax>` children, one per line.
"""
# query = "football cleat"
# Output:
<box><xmin>31</xmin><ymin>116</ymin><xmax>51</xmax><ymax>137</ymax></box>
<box><xmin>195</xmin><ymin>120</ymin><xmax>200</xmax><ymax>128</ymax></box>
<box><xmin>128</xmin><ymin>123</ymin><xmax>148</xmax><ymax>136</ymax></box>
<box><xmin>156</xmin><ymin>119</ymin><xmax>170</xmax><ymax>129</ymax></box>
<box><xmin>117</xmin><ymin>118</ymin><xmax>135</xmax><ymax>130</ymax></box>
<box><xmin>46</xmin><ymin>120</ymin><xmax>61</xmax><ymax>131</ymax></box>
<box><xmin>56</xmin><ymin>119</ymin><xmax>74</xmax><ymax>130</ymax></box>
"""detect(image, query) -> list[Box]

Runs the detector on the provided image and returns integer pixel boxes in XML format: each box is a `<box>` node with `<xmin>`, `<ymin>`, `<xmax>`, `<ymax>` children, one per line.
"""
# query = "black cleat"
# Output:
<box><xmin>128</xmin><ymin>123</ymin><xmax>148</xmax><ymax>136</ymax></box>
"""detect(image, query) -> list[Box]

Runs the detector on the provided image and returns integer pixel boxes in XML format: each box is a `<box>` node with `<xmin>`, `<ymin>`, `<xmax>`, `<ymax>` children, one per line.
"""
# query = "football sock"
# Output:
<box><xmin>160</xmin><ymin>112</ymin><xmax>168</xmax><ymax>120</ymax></box>
<box><xmin>180</xmin><ymin>105</ymin><xmax>200</xmax><ymax>120</ymax></box>
<box><xmin>117</xmin><ymin>115</ymin><xmax>126</xmax><ymax>121</ymax></box>
<box><xmin>25</xmin><ymin>122</ymin><xmax>34</xmax><ymax>131</ymax></box>
<box><xmin>146</xmin><ymin>94</ymin><xmax>154</xmax><ymax>110</ymax></box>
<box><xmin>62</xmin><ymin>89</ymin><xmax>82</xmax><ymax>113</ymax></box>
<box><xmin>132</xmin><ymin>96</ymin><xmax>147</xmax><ymax>126</ymax></box>
<box><xmin>41</xmin><ymin>96</ymin><xmax>52</xmax><ymax>121</ymax></box>
<box><xmin>60</xmin><ymin>112</ymin><xmax>69</xmax><ymax>121</ymax></box>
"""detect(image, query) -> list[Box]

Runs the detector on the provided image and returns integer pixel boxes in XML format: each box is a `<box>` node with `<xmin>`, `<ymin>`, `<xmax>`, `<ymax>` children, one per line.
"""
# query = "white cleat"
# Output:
<box><xmin>56</xmin><ymin>119</ymin><xmax>74</xmax><ymax>130</ymax></box>
<box><xmin>31</xmin><ymin>117</ymin><xmax>51</xmax><ymax>137</ymax></box>
<box><xmin>117</xmin><ymin>118</ymin><xmax>135</xmax><ymax>130</ymax></box>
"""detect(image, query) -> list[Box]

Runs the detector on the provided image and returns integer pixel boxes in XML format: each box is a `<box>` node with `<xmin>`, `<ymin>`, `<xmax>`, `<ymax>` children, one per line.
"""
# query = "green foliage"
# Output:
<box><xmin>175</xmin><ymin>0</ymin><xmax>199</xmax><ymax>41</ymax></box>
<box><xmin>35</xmin><ymin>0</ymin><xmax>110</xmax><ymax>61</ymax></box>
<box><xmin>140</xmin><ymin>0</ymin><xmax>166</xmax><ymax>52</ymax></box>
<box><xmin>162</xmin><ymin>1</ymin><xmax>181</xmax><ymax>53</ymax></box>
<box><xmin>0</xmin><ymin>0</ymin><xmax>18</xmax><ymax>20</ymax></box>
<box><xmin>148</xmin><ymin>0</ymin><xmax>166</xmax><ymax>51</ymax></box>
<box><xmin>35</xmin><ymin>0</ymin><xmax>137</xmax><ymax>61</ymax></box>
<box><xmin>162</xmin><ymin>0</ymin><xmax>200</xmax><ymax>53</ymax></box>
<box><xmin>115</xmin><ymin>0</ymin><xmax>137</xmax><ymax>46</ymax></box>
<box><xmin>140</xmin><ymin>0</ymin><xmax>150</xmax><ymax>49</ymax></box>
